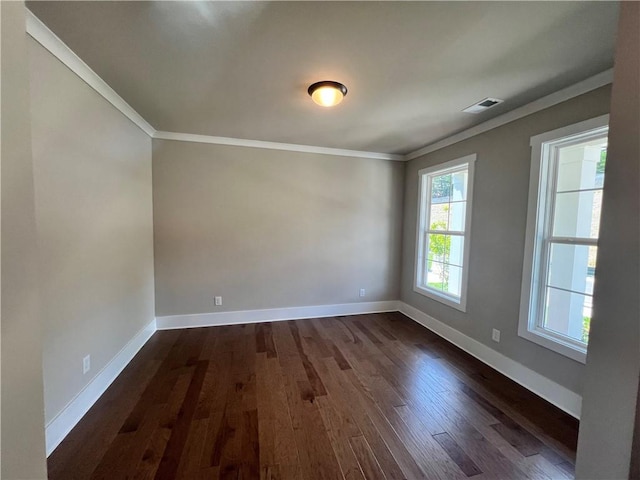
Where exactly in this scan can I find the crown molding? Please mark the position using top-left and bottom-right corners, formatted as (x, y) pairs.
(405, 68), (614, 161)
(25, 9), (157, 137)
(24, 8), (401, 161)
(25, 7), (613, 164)
(153, 131), (405, 161)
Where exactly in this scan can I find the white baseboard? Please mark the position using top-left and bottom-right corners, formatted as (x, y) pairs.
(45, 318), (157, 456)
(44, 300), (581, 457)
(155, 301), (400, 330)
(398, 302), (582, 419)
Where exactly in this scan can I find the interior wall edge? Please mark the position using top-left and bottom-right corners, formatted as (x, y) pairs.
(631, 377), (640, 479)
(1, 2), (49, 478)
(574, 1), (640, 476)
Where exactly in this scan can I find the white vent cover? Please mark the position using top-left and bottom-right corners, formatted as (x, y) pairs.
(463, 97), (504, 114)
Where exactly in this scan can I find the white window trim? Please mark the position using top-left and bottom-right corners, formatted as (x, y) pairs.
(413, 153), (476, 312)
(518, 114), (609, 364)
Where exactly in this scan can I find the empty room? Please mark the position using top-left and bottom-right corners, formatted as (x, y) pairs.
(2, 1), (638, 479)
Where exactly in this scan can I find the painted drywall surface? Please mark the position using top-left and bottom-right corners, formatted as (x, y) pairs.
(632, 381), (640, 479)
(28, 39), (155, 424)
(0, 3), (48, 478)
(575, 3), (640, 478)
(400, 86), (611, 395)
(153, 140), (404, 317)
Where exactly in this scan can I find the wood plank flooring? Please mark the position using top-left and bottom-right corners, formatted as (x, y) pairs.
(48, 313), (579, 479)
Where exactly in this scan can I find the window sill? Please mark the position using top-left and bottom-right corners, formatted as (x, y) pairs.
(517, 325), (587, 364)
(413, 285), (467, 312)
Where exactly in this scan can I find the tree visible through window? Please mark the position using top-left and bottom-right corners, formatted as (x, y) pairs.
(429, 220), (451, 290)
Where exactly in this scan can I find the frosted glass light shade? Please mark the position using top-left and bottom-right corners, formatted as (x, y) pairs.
(308, 81), (347, 107)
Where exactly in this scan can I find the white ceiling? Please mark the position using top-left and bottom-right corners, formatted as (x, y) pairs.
(27, 1), (619, 155)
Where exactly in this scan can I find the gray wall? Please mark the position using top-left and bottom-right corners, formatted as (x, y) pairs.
(29, 39), (155, 424)
(400, 86), (611, 395)
(575, 2), (640, 477)
(152, 140), (404, 317)
(1, 3), (48, 478)
(632, 382), (640, 479)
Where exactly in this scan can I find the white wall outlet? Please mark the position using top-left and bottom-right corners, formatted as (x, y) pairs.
(359, 288), (366, 297)
(215, 296), (223, 306)
(83, 355), (91, 374)
(492, 329), (501, 343)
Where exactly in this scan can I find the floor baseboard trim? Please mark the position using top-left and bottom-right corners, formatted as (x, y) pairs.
(156, 301), (400, 330)
(44, 300), (580, 456)
(45, 318), (157, 456)
(398, 301), (582, 419)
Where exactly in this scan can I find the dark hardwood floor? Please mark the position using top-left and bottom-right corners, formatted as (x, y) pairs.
(48, 313), (579, 479)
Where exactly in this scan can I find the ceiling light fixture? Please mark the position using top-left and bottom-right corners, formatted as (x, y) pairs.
(308, 81), (347, 107)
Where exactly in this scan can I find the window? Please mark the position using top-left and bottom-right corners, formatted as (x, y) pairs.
(414, 154), (476, 311)
(519, 115), (609, 363)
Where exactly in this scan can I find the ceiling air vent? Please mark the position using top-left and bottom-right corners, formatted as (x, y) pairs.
(463, 97), (504, 114)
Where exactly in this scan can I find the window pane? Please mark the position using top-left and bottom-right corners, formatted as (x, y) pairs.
(429, 203), (449, 231)
(552, 190), (603, 239)
(426, 261), (446, 291)
(547, 244), (597, 295)
(556, 144), (606, 192)
(416, 159), (472, 308)
(427, 233), (451, 264)
(595, 149), (606, 188)
(445, 264), (463, 298)
(448, 201), (466, 231)
(448, 235), (465, 267)
(451, 170), (468, 201)
(425, 262), (462, 299)
(543, 287), (591, 343)
(591, 190), (603, 238)
(431, 174), (451, 203)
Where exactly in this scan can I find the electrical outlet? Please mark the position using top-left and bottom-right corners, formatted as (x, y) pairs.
(492, 329), (501, 343)
(83, 355), (91, 374)
(359, 288), (366, 297)
(215, 296), (223, 306)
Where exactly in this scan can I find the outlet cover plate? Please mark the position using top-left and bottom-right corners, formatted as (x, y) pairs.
(492, 329), (501, 342)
